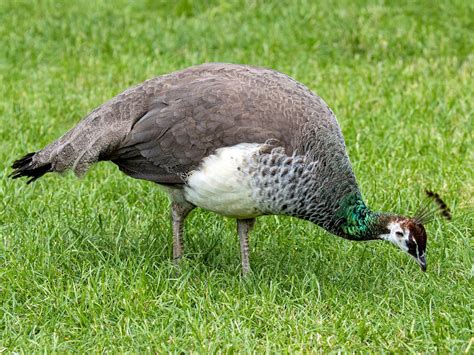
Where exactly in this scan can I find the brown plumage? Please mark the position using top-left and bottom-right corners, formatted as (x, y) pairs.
(12, 63), (341, 183)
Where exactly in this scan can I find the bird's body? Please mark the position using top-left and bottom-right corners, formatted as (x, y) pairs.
(11, 63), (432, 274)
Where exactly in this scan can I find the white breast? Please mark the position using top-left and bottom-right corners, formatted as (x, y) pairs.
(184, 143), (262, 218)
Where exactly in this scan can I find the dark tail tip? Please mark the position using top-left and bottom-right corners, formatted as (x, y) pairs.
(425, 190), (452, 220)
(10, 152), (52, 184)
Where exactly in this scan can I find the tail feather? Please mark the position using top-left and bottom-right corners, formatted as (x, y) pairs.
(10, 152), (52, 184)
(10, 76), (158, 184)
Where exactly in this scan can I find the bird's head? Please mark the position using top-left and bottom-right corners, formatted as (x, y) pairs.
(379, 217), (428, 271)
(375, 190), (452, 272)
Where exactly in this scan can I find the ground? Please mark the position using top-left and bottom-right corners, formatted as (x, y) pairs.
(0, 0), (472, 352)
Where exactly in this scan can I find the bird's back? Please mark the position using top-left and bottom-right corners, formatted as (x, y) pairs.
(108, 63), (346, 184)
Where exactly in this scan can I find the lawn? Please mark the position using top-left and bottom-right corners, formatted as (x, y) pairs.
(0, 0), (472, 352)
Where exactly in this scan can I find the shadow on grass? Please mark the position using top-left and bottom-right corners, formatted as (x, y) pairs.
(46, 212), (410, 301)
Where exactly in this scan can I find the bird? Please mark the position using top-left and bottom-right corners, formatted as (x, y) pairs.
(11, 63), (441, 275)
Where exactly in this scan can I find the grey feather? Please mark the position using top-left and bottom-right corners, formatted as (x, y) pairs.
(110, 63), (342, 183)
(19, 64), (340, 183)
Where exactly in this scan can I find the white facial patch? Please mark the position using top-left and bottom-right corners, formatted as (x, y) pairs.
(380, 221), (427, 269)
(380, 221), (410, 252)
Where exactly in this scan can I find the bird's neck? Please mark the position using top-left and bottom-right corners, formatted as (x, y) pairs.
(245, 146), (390, 240)
(331, 193), (390, 240)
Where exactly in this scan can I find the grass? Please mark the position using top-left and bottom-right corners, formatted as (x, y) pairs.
(0, 0), (472, 352)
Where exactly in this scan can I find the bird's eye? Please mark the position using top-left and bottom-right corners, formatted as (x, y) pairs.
(395, 231), (404, 237)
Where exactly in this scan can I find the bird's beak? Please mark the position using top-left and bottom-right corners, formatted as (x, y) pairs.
(417, 254), (427, 272)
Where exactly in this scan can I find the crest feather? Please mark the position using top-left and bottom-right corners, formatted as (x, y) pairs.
(414, 190), (452, 224)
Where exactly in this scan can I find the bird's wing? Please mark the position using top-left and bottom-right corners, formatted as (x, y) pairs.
(111, 75), (291, 184)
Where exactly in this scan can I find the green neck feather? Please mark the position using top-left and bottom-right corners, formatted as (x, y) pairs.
(335, 193), (385, 240)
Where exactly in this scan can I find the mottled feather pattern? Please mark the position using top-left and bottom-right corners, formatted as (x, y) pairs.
(243, 142), (377, 239)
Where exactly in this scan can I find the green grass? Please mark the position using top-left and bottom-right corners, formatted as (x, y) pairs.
(1, 0), (472, 352)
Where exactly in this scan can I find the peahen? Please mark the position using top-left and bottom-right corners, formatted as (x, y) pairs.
(11, 63), (449, 274)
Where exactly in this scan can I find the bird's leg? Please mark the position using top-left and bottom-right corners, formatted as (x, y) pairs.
(237, 218), (255, 276)
(171, 201), (194, 263)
